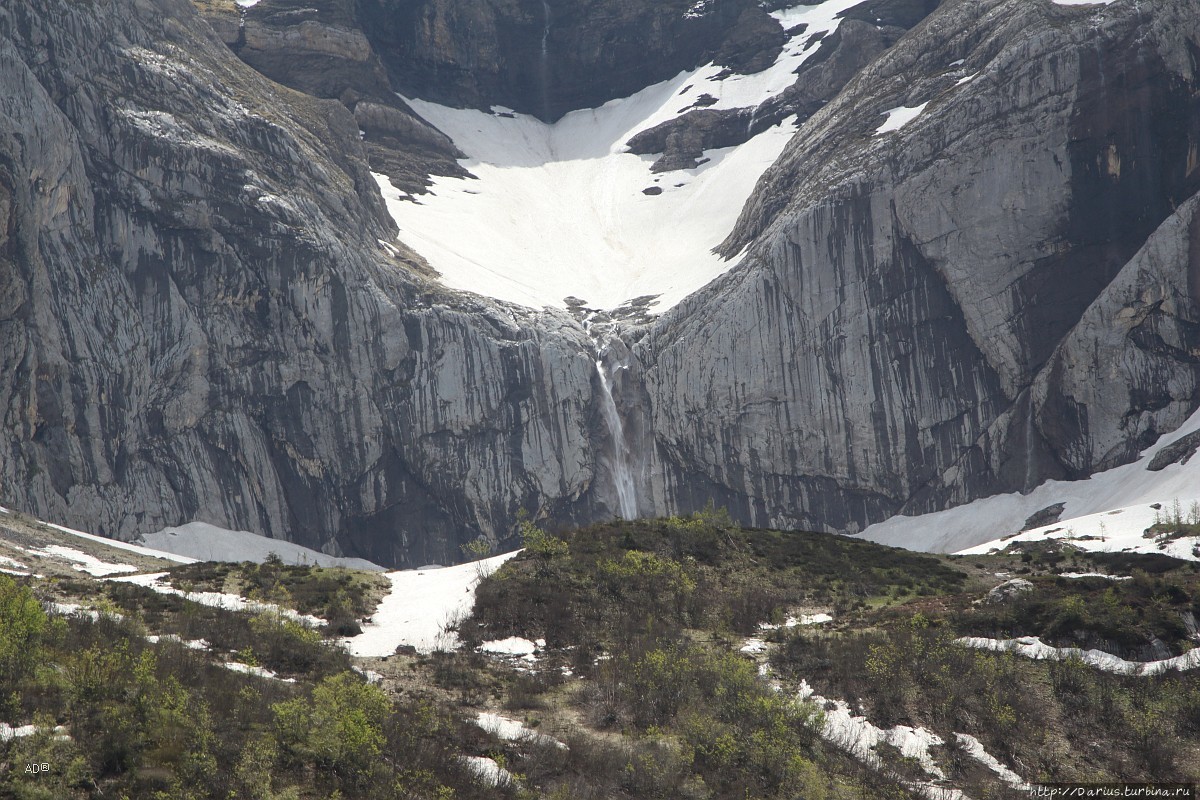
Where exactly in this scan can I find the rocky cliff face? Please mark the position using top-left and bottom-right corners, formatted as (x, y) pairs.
(0, 0), (614, 567)
(3, 0), (1199, 564)
(357, 0), (778, 121)
(639, 0), (1200, 531)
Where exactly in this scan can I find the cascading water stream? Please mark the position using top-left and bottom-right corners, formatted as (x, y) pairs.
(1024, 396), (1036, 492)
(539, 0), (552, 121)
(595, 357), (638, 519)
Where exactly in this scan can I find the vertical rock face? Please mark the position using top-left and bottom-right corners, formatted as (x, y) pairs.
(3, 0), (1200, 564)
(356, 0), (772, 121)
(0, 0), (610, 567)
(640, 0), (1200, 532)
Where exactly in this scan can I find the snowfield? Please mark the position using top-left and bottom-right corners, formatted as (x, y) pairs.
(136, 521), (384, 570)
(378, 1), (866, 313)
(342, 551), (522, 656)
(859, 406), (1200, 559)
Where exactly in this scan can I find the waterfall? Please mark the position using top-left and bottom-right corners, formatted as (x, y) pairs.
(1024, 395), (1036, 492)
(539, 0), (552, 121)
(595, 358), (637, 519)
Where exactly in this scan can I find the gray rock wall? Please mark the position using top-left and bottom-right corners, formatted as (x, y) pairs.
(0, 0), (605, 566)
(3, 0), (1199, 565)
(639, 0), (1200, 531)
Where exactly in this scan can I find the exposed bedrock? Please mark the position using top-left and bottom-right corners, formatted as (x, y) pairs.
(3, 0), (1200, 565)
(356, 0), (782, 122)
(641, 0), (1200, 532)
(0, 0), (618, 566)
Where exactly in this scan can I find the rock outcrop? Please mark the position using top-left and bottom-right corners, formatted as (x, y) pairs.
(357, 0), (775, 121)
(3, 0), (1200, 566)
(0, 0), (611, 567)
(637, 0), (1200, 532)
(194, 0), (465, 195)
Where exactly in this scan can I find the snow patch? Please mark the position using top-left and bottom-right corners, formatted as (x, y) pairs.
(954, 733), (1027, 789)
(875, 102), (929, 135)
(957, 503), (1200, 563)
(0, 723), (38, 741)
(957, 636), (1200, 676)
(138, 521), (384, 570)
(480, 636), (539, 656)
(342, 551), (521, 656)
(860, 406), (1200, 557)
(740, 637), (768, 654)
(379, 1), (873, 313)
(223, 661), (295, 682)
(108, 572), (325, 627)
(28, 544), (136, 576)
(799, 681), (949, 782)
(45, 602), (123, 622)
(146, 634), (210, 651)
(475, 712), (567, 749)
(759, 612), (833, 630)
(460, 755), (515, 787)
(42, 521), (195, 564)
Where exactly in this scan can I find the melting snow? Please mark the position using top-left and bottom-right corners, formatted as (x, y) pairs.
(378, 0), (870, 313)
(954, 733), (1028, 789)
(0, 724), (39, 741)
(341, 551), (521, 656)
(798, 680), (949, 782)
(45, 602), (123, 622)
(460, 755), (515, 787)
(957, 636), (1200, 675)
(223, 661), (295, 682)
(875, 102), (930, 135)
(42, 521), (195, 564)
(137, 521), (384, 570)
(20, 544), (137, 576)
(145, 634), (210, 651)
(759, 612), (833, 630)
(957, 503), (1200, 563)
(108, 572), (326, 627)
(860, 406), (1200, 557)
(480, 636), (539, 656)
(1057, 572), (1131, 580)
(475, 712), (568, 749)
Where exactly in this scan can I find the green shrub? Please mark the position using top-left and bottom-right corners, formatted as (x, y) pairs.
(0, 574), (48, 686)
(520, 521), (569, 559)
(274, 672), (392, 779)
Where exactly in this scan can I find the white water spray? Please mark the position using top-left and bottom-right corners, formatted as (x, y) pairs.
(595, 359), (637, 519)
(1024, 395), (1036, 491)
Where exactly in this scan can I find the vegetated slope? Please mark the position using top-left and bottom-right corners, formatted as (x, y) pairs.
(454, 515), (1200, 795)
(5, 512), (1198, 797)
